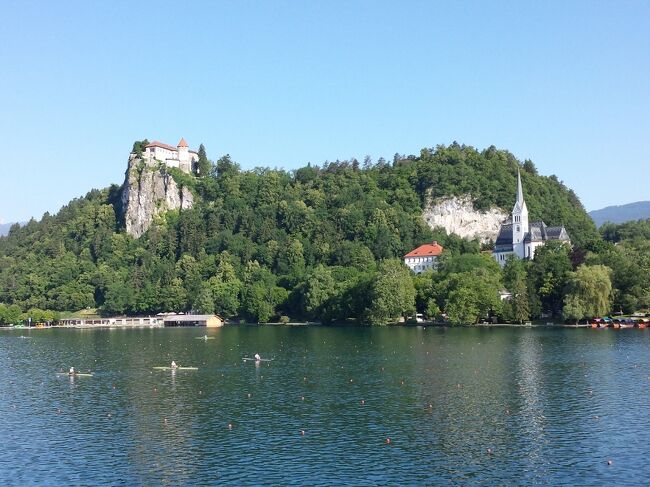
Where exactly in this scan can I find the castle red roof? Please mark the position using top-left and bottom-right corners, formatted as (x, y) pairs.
(146, 141), (177, 151)
(404, 241), (444, 258)
(177, 138), (188, 147)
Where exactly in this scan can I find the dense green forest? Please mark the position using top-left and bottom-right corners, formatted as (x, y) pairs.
(0, 143), (646, 325)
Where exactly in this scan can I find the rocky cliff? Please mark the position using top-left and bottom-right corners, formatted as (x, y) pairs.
(423, 195), (508, 242)
(121, 156), (194, 238)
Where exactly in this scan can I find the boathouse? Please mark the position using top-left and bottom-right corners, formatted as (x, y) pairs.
(163, 314), (224, 328)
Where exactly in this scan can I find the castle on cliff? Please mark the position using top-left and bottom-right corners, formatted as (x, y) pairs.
(139, 138), (199, 173)
(493, 170), (571, 266)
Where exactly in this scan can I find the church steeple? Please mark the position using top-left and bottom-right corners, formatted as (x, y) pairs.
(512, 169), (529, 258)
(515, 169), (524, 209)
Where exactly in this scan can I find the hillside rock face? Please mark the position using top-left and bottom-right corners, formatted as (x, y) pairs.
(121, 156), (194, 238)
(423, 195), (507, 242)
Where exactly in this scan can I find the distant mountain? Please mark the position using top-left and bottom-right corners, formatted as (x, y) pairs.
(589, 201), (650, 227)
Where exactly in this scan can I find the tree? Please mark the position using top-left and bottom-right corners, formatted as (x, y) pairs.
(208, 254), (242, 317)
(366, 260), (415, 325)
(131, 139), (149, 156)
(529, 241), (572, 316)
(302, 265), (336, 321)
(502, 256), (530, 323)
(442, 268), (502, 325)
(194, 283), (215, 314)
(196, 144), (211, 176)
(241, 261), (286, 322)
(563, 264), (612, 323)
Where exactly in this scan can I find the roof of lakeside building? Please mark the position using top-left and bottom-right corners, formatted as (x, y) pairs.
(177, 137), (188, 147)
(163, 314), (222, 322)
(404, 241), (444, 258)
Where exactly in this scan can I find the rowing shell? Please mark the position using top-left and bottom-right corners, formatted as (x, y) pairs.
(153, 366), (199, 370)
(242, 357), (273, 362)
(56, 372), (94, 377)
(194, 337), (215, 340)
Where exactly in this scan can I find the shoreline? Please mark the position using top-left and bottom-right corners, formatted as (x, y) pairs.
(0, 321), (627, 330)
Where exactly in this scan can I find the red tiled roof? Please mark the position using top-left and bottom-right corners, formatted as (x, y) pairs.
(177, 137), (188, 147)
(404, 241), (444, 258)
(146, 141), (177, 151)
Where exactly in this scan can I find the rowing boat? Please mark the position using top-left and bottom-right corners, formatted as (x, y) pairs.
(194, 336), (215, 340)
(56, 372), (94, 377)
(152, 366), (198, 370)
(242, 357), (273, 362)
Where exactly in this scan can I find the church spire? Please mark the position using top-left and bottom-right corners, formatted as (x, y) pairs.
(513, 169), (527, 213)
(511, 168), (529, 257)
(516, 169), (524, 206)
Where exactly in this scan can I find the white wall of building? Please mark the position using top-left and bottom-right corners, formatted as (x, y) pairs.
(142, 145), (198, 174)
(404, 256), (438, 274)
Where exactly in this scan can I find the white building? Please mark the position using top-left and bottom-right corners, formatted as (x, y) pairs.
(493, 170), (571, 266)
(404, 241), (444, 274)
(141, 138), (199, 173)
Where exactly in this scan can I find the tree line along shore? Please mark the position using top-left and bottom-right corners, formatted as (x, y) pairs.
(0, 143), (648, 326)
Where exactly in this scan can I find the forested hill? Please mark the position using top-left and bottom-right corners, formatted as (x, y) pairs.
(0, 143), (599, 322)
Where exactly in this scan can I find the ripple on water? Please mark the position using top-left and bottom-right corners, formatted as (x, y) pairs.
(0, 327), (649, 485)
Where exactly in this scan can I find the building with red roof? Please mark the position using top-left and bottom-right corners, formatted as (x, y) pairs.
(139, 138), (199, 173)
(404, 241), (444, 273)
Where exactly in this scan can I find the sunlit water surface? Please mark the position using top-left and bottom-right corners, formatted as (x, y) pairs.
(1, 326), (649, 485)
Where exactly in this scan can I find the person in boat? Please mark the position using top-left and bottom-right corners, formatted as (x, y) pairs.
(254, 353), (261, 361)
(171, 361), (178, 369)
(69, 366), (75, 375)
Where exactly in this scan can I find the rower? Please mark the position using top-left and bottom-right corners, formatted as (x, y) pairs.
(69, 366), (75, 376)
(171, 361), (178, 369)
(254, 353), (261, 361)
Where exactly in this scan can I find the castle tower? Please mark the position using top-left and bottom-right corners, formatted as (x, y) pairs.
(512, 169), (529, 258)
(177, 137), (190, 172)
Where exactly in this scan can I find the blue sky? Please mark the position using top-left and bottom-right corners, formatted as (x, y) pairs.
(0, 0), (648, 222)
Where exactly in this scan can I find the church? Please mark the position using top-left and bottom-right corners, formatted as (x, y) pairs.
(493, 170), (571, 266)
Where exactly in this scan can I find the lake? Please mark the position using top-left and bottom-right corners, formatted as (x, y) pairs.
(1, 326), (648, 485)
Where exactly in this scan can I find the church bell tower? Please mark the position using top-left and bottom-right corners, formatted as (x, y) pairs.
(512, 169), (529, 258)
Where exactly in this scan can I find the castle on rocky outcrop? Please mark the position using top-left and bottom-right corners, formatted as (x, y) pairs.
(137, 138), (199, 173)
(493, 170), (570, 266)
(122, 137), (196, 238)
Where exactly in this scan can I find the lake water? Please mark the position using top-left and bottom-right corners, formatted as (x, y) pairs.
(1, 326), (649, 486)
